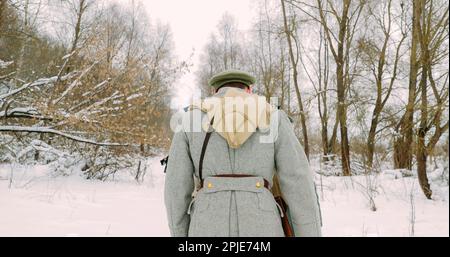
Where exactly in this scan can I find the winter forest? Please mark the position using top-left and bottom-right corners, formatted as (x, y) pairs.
(0, 0), (448, 236)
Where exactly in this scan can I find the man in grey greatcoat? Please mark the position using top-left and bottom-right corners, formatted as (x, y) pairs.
(164, 70), (322, 237)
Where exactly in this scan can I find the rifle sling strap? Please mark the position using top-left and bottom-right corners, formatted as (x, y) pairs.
(198, 116), (215, 186)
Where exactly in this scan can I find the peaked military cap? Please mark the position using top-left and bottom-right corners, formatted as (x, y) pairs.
(208, 70), (256, 89)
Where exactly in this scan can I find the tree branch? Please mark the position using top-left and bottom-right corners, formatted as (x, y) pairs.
(0, 126), (128, 147)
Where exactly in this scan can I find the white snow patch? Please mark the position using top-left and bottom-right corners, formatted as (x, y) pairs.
(0, 59), (14, 69)
(0, 156), (448, 237)
(316, 174), (449, 236)
(0, 157), (169, 236)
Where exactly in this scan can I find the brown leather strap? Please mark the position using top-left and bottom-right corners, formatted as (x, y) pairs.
(200, 174), (270, 189)
(198, 116), (215, 187)
(274, 196), (295, 237)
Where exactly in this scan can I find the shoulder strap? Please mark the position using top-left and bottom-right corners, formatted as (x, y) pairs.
(198, 116), (215, 186)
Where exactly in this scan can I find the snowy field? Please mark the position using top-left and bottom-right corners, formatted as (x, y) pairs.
(0, 156), (448, 237)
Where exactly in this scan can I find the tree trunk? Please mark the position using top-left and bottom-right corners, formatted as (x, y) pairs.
(281, 0), (309, 159)
(417, 129), (432, 199)
(394, 0), (421, 170)
(336, 1), (351, 176)
(318, 21), (332, 162)
(15, 0), (30, 80)
(316, 0), (352, 174)
(417, 65), (431, 199)
(366, 113), (378, 168)
(65, 0), (87, 74)
(329, 113), (339, 156)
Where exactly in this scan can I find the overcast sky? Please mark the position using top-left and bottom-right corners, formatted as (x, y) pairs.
(141, 0), (254, 109)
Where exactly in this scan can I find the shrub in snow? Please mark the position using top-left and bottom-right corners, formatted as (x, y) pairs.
(429, 165), (449, 187)
(0, 134), (155, 181)
(313, 155), (378, 176)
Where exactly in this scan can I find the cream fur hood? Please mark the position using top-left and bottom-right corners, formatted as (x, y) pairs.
(189, 88), (274, 148)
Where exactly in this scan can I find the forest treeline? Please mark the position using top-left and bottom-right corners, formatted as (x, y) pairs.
(0, 0), (187, 179)
(196, 0), (448, 198)
(0, 0), (448, 198)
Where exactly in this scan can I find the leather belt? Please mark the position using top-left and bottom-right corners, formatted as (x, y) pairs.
(200, 174), (270, 189)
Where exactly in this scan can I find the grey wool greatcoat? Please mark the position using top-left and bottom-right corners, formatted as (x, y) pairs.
(164, 88), (322, 237)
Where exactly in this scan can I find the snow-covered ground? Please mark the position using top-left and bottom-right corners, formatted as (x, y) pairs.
(0, 156), (448, 237)
(0, 158), (169, 236)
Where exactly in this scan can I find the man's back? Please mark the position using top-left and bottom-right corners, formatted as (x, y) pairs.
(164, 72), (322, 237)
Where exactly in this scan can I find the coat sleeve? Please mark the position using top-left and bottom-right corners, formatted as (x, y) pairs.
(274, 111), (322, 237)
(164, 130), (195, 237)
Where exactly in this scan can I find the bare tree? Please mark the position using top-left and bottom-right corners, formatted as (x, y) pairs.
(415, 0), (449, 199)
(359, 0), (407, 168)
(1, 0), (184, 178)
(393, 0), (422, 170)
(281, 0), (310, 159)
(196, 13), (245, 96)
(315, 0), (365, 175)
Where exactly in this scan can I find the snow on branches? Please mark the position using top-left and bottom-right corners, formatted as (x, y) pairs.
(0, 0), (185, 178)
